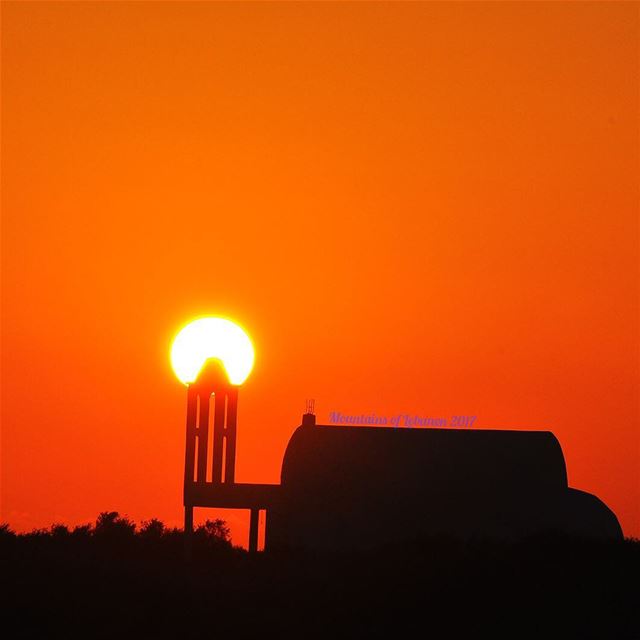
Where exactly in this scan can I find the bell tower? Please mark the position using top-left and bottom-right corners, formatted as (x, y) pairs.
(174, 316), (280, 553)
(183, 358), (238, 534)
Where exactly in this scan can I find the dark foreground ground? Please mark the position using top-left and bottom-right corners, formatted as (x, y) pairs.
(1, 515), (638, 639)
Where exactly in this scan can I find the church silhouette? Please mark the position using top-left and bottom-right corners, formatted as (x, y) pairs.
(182, 360), (622, 551)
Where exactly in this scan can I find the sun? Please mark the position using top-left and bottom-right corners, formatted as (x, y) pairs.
(170, 317), (255, 385)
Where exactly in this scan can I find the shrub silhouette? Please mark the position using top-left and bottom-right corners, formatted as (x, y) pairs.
(70, 523), (93, 540)
(139, 518), (166, 540)
(94, 511), (136, 538)
(195, 518), (231, 542)
(1, 513), (637, 638)
(50, 524), (70, 538)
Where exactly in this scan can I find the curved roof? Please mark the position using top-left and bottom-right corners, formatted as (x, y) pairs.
(281, 425), (568, 498)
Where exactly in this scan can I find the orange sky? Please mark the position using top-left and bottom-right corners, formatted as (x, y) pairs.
(2, 1), (638, 546)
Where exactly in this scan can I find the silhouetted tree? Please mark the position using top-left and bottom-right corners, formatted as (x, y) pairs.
(194, 518), (231, 549)
(93, 511), (136, 543)
(200, 518), (230, 540)
(70, 523), (93, 539)
(139, 518), (165, 540)
(50, 524), (70, 538)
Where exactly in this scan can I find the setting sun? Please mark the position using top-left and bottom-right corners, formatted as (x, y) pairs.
(170, 317), (255, 386)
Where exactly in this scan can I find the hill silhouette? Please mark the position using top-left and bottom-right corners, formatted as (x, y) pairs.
(1, 513), (638, 638)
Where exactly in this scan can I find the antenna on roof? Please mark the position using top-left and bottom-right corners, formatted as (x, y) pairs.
(302, 398), (316, 427)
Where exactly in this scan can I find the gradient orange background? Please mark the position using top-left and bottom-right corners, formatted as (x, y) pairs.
(2, 2), (638, 545)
